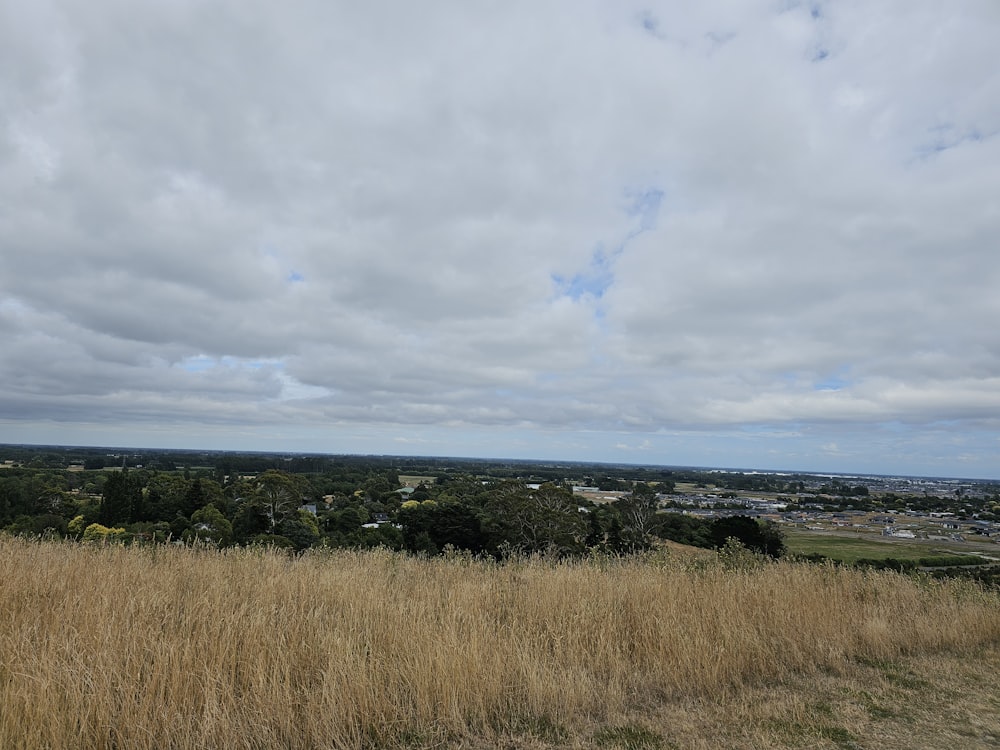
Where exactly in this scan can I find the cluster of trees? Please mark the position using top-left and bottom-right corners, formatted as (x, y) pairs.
(7, 445), (1000, 519)
(0, 465), (784, 559)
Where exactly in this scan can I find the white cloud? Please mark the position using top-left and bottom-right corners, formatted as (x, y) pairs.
(1, 0), (999, 476)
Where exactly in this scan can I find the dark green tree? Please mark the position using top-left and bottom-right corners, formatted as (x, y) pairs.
(655, 513), (712, 548)
(399, 500), (486, 554)
(276, 510), (320, 550)
(232, 500), (270, 542)
(99, 471), (141, 526)
(484, 482), (587, 556)
(189, 504), (233, 546)
(709, 516), (785, 558)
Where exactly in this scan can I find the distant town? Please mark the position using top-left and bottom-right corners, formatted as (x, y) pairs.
(2, 443), (998, 568)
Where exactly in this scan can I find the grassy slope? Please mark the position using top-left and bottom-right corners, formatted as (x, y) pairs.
(784, 527), (1000, 563)
(1, 538), (998, 749)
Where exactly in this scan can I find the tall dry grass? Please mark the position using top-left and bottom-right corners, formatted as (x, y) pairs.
(1, 538), (998, 749)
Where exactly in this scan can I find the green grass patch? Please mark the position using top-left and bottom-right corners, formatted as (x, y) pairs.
(593, 724), (665, 749)
(785, 529), (937, 563)
(514, 714), (568, 743)
(765, 719), (858, 749)
(786, 530), (997, 573)
(854, 656), (933, 692)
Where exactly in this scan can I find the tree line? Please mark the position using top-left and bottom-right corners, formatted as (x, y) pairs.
(0, 465), (784, 558)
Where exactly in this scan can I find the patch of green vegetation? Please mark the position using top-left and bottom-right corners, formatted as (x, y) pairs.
(765, 719), (858, 749)
(817, 725), (859, 748)
(855, 656), (933, 692)
(784, 530), (930, 563)
(593, 724), (665, 749)
(866, 704), (897, 720)
(854, 656), (900, 672)
(515, 713), (568, 743)
(848, 689), (899, 720)
(811, 700), (835, 718)
(883, 671), (931, 691)
(786, 529), (1000, 567)
(917, 555), (988, 567)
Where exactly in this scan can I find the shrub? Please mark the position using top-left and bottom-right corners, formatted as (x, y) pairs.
(81, 523), (128, 544)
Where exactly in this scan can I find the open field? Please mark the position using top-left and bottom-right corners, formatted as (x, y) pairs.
(398, 475), (438, 486)
(2, 538), (999, 749)
(785, 527), (1000, 564)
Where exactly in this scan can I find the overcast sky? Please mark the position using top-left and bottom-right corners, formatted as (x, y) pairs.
(2, 1), (999, 478)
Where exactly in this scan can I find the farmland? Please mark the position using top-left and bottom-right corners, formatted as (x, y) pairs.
(784, 527), (1000, 564)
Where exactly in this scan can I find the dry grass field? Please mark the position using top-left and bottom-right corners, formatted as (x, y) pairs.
(2, 538), (999, 749)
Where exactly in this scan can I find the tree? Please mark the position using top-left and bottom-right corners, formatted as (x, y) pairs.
(614, 483), (662, 550)
(399, 500), (486, 555)
(255, 471), (307, 531)
(182, 479), (206, 518)
(68, 515), (87, 538)
(276, 510), (320, 550)
(99, 471), (142, 526)
(484, 482), (587, 556)
(190, 504), (233, 546)
(145, 474), (191, 519)
(232, 501), (270, 543)
(655, 513), (712, 548)
(361, 472), (400, 504)
(585, 504), (628, 553)
(709, 516), (785, 558)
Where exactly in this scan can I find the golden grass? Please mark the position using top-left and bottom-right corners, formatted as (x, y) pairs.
(1, 538), (998, 749)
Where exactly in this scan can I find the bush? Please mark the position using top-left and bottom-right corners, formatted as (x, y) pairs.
(855, 557), (917, 573)
(82, 523), (128, 544)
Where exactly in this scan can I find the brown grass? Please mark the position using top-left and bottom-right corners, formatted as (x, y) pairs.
(1, 538), (998, 749)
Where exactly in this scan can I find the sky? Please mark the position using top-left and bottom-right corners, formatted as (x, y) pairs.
(2, 1), (1000, 479)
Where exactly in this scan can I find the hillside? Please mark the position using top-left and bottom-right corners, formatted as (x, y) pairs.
(1, 538), (998, 749)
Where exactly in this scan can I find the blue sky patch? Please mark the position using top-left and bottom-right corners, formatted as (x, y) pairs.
(554, 186), (664, 306)
(626, 188), (664, 232)
(180, 355), (215, 372)
(552, 245), (615, 300)
(814, 368), (852, 391)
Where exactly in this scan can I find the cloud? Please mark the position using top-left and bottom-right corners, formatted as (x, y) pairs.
(1, 0), (999, 477)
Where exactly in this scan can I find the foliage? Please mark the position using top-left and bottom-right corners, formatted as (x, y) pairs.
(276, 510), (320, 550)
(710, 515), (785, 558)
(613, 483), (663, 550)
(99, 470), (143, 525)
(399, 499), (486, 555)
(188, 504), (233, 546)
(654, 513), (712, 548)
(483, 482), (587, 556)
(82, 523), (128, 543)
